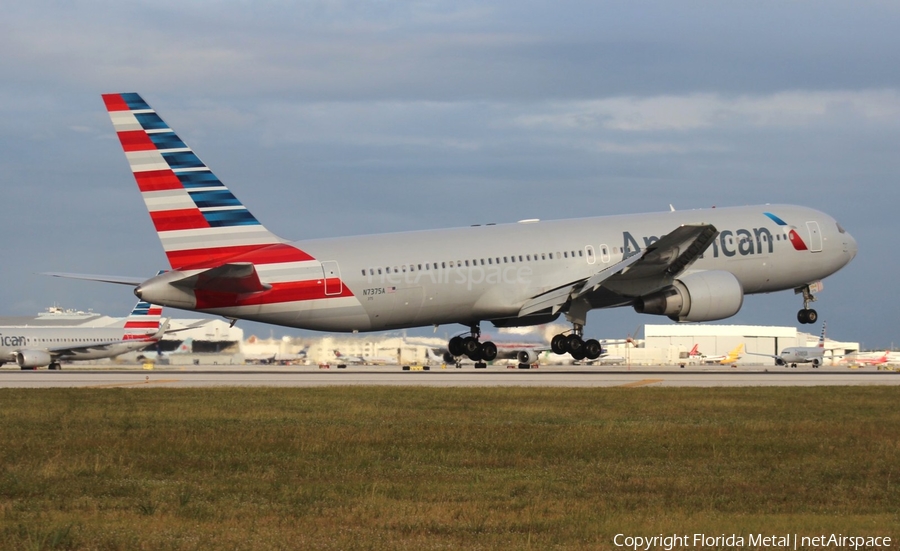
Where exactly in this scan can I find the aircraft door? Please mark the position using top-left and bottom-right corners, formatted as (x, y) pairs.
(599, 244), (611, 263)
(805, 221), (822, 252)
(322, 261), (343, 295)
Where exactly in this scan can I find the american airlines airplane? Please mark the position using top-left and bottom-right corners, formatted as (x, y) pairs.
(0, 300), (167, 370)
(751, 322), (841, 368)
(51, 93), (858, 368)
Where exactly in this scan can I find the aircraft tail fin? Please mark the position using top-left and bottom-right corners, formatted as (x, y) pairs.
(176, 337), (194, 354)
(102, 93), (309, 270)
(122, 300), (163, 340)
(689, 344), (699, 356)
(721, 343), (744, 363)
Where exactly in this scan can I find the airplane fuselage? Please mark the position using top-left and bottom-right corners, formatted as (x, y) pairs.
(777, 347), (828, 365)
(0, 326), (154, 366)
(139, 204), (855, 332)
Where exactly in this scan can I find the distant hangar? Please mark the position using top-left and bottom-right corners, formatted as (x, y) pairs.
(645, 324), (859, 365)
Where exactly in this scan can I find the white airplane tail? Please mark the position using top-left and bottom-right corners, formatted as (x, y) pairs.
(174, 337), (194, 354)
(122, 300), (163, 340)
(102, 93), (305, 270)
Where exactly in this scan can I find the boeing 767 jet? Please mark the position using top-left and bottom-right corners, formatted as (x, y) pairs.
(51, 93), (858, 368)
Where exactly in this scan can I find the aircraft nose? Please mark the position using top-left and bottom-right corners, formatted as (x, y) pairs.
(844, 229), (858, 262)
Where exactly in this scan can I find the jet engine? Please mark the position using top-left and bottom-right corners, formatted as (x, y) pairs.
(15, 350), (52, 369)
(633, 270), (743, 322)
(517, 350), (539, 365)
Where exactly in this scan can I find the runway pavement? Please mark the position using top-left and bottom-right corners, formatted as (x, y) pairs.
(1, 364), (898, 388)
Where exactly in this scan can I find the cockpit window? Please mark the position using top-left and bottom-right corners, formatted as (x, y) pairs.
(836, 223), (846, 234)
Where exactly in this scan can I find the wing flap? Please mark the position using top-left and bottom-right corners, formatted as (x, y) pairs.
(609, 224), (718, 281)
(517, 223), (717, 318)
(518, 283), (581, 318)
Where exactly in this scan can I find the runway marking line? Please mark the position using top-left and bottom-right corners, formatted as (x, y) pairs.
(618, 378), (664, 388)
(85, 379), (182, 389)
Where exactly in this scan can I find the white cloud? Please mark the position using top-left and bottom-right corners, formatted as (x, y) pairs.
(512, 90), (900, 132)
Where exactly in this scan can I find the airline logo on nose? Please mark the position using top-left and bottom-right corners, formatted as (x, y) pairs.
(763, 212), (808, 251)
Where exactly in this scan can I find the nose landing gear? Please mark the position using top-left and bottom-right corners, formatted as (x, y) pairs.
(797, 284), (819, 325)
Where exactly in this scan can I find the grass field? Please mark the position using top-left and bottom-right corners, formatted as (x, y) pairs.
(1, 386), (898, 550)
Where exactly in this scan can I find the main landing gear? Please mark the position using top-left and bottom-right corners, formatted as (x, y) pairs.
(447, 325), (497, 369)
(797, 284), (818, 325)
(549, 323), (603, 362)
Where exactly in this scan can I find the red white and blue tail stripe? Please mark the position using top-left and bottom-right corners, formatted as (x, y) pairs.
(103, 94), (360, 325)
(102, 93), (308, 270)
(122, 300), (163, 340)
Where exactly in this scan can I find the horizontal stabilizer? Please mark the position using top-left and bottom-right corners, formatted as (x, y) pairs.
(171, 263), (271, 295)
(41, 272), (146, 286)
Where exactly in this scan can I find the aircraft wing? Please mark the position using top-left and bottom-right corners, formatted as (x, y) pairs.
(746, 352), (779, 359)
(598, 223), (718, 293)
(518, 223), (717, 318)
(46, 319), (170, 358)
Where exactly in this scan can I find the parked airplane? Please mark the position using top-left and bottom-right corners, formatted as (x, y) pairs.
(332, 349), (396, 365)
(50, 93), (857, 368)
(0, 300), (167, 370)
(844, 350), (896, 367)
(750, 322), (837, 368)
(713, 344), (744, 365)
(137, 337), (193, 363)
(690, 343), (745, 365)
(688, 344), (700, 358)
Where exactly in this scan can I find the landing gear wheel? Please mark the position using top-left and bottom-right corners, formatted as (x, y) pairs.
(584, 339), (602, 361)
(480, 341), (498, 362)
(565, 334), (585, 357)
(463, 336), (480, 356)
(448, 336), (465, 357)
(806, 309), (818, 324)
(551, 334), (567, 355)
(797, 308), (818, 324)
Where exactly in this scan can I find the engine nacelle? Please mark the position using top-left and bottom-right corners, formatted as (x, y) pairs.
(15, 350), (52, 369)
(517, 350), (539, 365)
(633, 270), (744, 322)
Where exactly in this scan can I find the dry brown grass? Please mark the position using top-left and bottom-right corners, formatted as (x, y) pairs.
(1, 386), (898, 549)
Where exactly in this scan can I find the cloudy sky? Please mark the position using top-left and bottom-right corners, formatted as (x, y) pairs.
(1, 1), (898, 348)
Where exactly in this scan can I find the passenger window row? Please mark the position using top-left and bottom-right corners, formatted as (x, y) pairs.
(361, 249), (588, 277)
